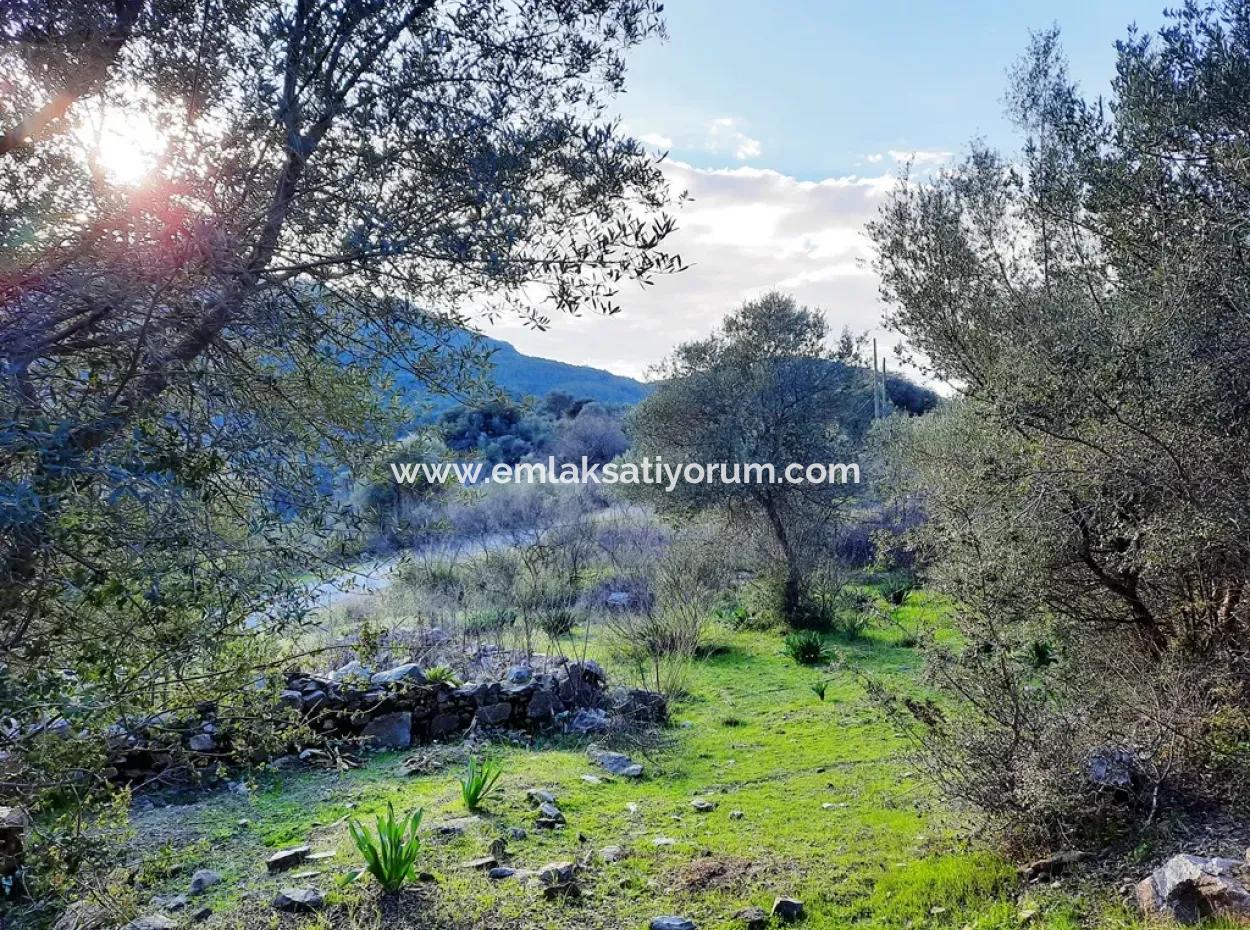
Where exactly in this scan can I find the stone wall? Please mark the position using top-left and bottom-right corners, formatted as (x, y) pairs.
(107, 660), (666, 782)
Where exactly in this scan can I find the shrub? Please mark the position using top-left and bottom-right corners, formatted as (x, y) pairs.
(875, 572), (916, 607)
(465, 608), (516, 634)
(460, 756), (504, 811)
(783, 631), (831, 666)
(811, 680), (828, 701)
(349, 802), (424, 893)
(537, 607), (577, 638)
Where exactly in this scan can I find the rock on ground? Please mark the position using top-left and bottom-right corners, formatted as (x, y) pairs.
(265, 845), (310, 872)
(735, 905), (768, 930)
(272, 887), (326, 913)
(772, 896), (805, 922)
(588, 747), (643, 778)
(1137, 853), (1250, 925)
(189, 868), (221, 894)
(123, 918), (179, 930)
(650, 918), (696, 930)
(537, 861), (577, 886)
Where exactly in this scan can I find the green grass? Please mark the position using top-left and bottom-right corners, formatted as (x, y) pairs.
(117, 595), (1140, 929)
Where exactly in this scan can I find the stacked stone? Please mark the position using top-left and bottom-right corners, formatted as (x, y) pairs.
(102, 658), (665, 781)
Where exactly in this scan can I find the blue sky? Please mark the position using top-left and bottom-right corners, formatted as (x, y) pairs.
(616, 0), (1165, 180)
(490, 1), (1169, 379)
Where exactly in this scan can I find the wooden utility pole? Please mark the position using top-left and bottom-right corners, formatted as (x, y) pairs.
(872, 339), (881, 419)
(880, 356), (887, 414)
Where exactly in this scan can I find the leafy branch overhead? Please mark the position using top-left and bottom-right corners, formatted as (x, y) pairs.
(0, 0), (680, 806)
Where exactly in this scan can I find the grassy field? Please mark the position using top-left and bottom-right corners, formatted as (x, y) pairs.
(120, 594), (1136, 930)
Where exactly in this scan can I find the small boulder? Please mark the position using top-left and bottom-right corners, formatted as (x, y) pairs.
(537, 861), (577, 886)
(735, 906), (768, 930)
(650, 918), (696, 930)
(505, 665), (533, 684)
(474, 702), (512, 726)
(370, 663), (425, 686)
(488, 866), (518, 881)
(772, 897), (805, 922)
(527, 789), (557, 806)
(462, 856), (498, 870)
(187, 733), (216, 753)
(537, 802), (565, 823)
(331, 660), (371, 681)
(588, 748), (643, 778)
(691, 798), (716, 813)
(189, 868), (221, 895)
(1136, 853), (1250, 925)
(272, 887), (325, 913)
(599, 845), (629, 863)
(432, 816), (481, 836)
(265, 845), (310, 873)
(542, 880), (581, 901)
(567, 707), (609, 734)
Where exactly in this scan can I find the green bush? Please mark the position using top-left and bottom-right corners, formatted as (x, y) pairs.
(460, 756), (504, 811)
(783, 630), (831, 666)
(348, 802), (424, 893)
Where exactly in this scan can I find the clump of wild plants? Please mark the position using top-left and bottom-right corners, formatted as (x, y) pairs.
(460, 756), (504, 811)
(783, 630), (831, 666)
(811, 680), (828, 701)
(348, 802), (424, 893)
(423, 665), (460, 687)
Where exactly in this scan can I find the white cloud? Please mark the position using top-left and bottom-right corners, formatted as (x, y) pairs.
(705, 117), (762, 161)
(486, 159), (917, 380)
(638, 131), (673, 150)
(887, 149), (952, 165)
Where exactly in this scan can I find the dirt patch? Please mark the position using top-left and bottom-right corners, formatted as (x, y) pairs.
(673, 856), (766, 892)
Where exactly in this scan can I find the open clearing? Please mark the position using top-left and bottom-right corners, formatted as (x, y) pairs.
(122, 595), (1133, 930)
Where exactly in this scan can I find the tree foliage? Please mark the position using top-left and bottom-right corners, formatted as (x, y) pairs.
(870, 2), (1250, 843)
(627, 293), (867, 621)
(0, 0), (676, 821)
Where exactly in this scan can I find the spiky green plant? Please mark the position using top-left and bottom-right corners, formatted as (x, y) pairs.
(423, 665), (460, 686)
(348, 802), (424, 893)
(460, 756), (504, 811)
(811, 679), (828, 701)
(783, 630), (831, 666)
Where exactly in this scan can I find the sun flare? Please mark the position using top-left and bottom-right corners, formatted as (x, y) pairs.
(76, 103), (166, 187)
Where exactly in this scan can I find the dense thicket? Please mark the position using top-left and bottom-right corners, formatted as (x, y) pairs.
(870, 2), (1250, 845)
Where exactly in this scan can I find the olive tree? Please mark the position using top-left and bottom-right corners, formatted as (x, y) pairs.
(627, 292), (866, 623)
(869, 3), (1250, 842)
(0, 0), (678, 848)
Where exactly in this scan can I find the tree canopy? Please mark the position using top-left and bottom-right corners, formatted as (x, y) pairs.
(628, 292), (868, 621)
(0, 0), (677, 806)
(869, 1), (1250, 841)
